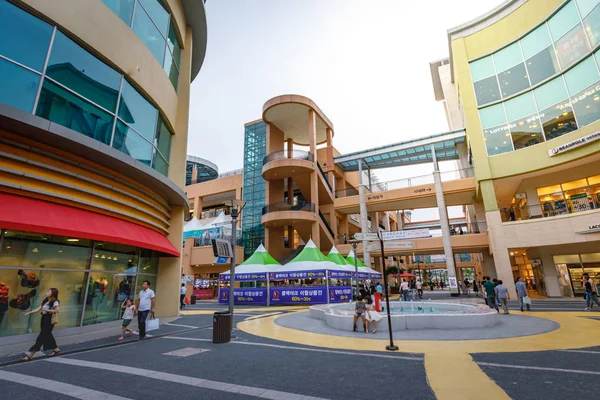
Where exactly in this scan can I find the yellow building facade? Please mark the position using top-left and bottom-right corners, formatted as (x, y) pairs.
(0, 0), (207, 342)
(443, 0), (600, 297)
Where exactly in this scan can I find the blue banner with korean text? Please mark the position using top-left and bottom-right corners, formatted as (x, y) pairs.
(328, 270), (352, 279)
(219, 273), (267, 281)
(269, 286), (327, 304)
(268, 270), (326, 280)
(329, 286), (353, 303)
(218, 288), (267, 305)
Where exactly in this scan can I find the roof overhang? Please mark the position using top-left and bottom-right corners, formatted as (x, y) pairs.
(334, 130), (466, 171)
(262, 95), (334, 146)
(182, 0), (208, 82)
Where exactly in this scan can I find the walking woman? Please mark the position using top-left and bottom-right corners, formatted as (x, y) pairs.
(20, 288), (61, 361)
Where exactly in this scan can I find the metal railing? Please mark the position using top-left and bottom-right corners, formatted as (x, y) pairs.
(194, 234), (242, 247)
(317, 162), (333, 193)
(379, 168), (474, 191)
(501, 201), (598, 222)
(263, 150), (314, 165)
(218, 169), (243, 178)
(262, 200), (315, 215)
(449, 221), (488, 235)
(318, 210), (335, 239)
(335, 187), (359, 198)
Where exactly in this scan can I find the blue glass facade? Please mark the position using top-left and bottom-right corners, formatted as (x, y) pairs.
(102, 0), (182, 91)
(242, 122), (267, 259)
(0, 0), (172, 176)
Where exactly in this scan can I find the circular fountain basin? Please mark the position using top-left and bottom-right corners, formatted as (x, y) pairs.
(309, 301), (500, 332)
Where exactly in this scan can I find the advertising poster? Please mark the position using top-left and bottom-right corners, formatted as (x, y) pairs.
(269, 286), (327, 304)
(218, 287), (267, 305)
(329, 286), (352, 303)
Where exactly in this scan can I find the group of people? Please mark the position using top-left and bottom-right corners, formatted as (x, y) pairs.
(353, 294), (382, 334)
(19, 280), (156, 362)
(399, 279), (424, 301)
(481, 276), (531, 314)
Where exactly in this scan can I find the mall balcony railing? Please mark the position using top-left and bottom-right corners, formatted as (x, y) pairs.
(194, 233), (242, 247)
(200, 209), (226, 219)
(318, 210), (335, 239)
(335, 168), (474, 198)
(500, 201), (598, 223)
(262, 200), (316, 215)
(263, 150), (315, 165)
(449, 221), (488, 235)
(317, 162), (333, 193)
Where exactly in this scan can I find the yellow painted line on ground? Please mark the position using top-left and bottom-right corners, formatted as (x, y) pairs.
(244, 312), (283, 321)
(425, 352), (510, 400)
(181, 306), (308, 315)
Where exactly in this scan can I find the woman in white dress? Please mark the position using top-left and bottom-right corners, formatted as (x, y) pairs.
(364, 297), (382, 333)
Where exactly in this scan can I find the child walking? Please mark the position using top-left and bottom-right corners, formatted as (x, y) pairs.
(118, 298), (135, 340)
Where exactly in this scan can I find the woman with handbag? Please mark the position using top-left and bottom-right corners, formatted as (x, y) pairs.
(20, 288), (61, 361)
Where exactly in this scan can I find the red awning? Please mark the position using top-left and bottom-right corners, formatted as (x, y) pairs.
(0, 192), (179, 256)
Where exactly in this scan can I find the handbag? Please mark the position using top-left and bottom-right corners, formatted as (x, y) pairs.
(51, 311), (59, 325)
(146, 315), (159, 332)
(523, 296), (532, 305)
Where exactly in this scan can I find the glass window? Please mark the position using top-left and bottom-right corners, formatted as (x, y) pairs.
(36, 80), (114, 145)
(163, 50), (179, 91)
(473, 76), (501, 105)
(138, 0), (170, 37)
(0, 0), (53, 71)
(583, 4), (600, 47)
(91, 243), (138, 273)
(498, 63), (530, 98)
(118, 80), (158, 142)
(576, 0), (600, 17)
(479, 104), (513, 155)
(0, 59), (40, 113)
(505, 92), (545, 150)
(539, 99), (578, 140)
(537, 185), (568, 217)
(166, 23), (181, 67)
(132, 4), (166, 65)
(555, 24), (591, 69)
(0, 268), (86, 337)
(570, 82), (600, 126)
(139, 251), (159, 274)
(534, 76), (570, 110)
(525, 46), (560, 86)
(113, 120), (153, 166)
(493, 43), (524, 73)
(155, 117), (172, 161)
(548, 1), (581, 41)
(588, 175), (600, 207)
(470, 56), (496, 81)
(46, 31), (121, 112)
(153, 152), (169, 175)
(521, 25), (553, 59)
(101, 0), (134, 26)
(562, 179), (594, 212)
(83, 272), (136, 325)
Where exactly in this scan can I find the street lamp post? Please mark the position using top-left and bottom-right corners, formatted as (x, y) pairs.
(378, 232), (398, 352)
(222, 200), (247, 316)
(349, 241), (360, 300)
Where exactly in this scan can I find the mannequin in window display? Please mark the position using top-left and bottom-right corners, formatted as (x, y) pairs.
(92, 277), (108, 313)
(116, 277), (131, 303)
(0, 281), (8, 325)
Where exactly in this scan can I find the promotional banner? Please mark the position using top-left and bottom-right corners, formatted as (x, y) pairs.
(269, 286), (327, 304)
(329, 286), (352, 303)
(328, 270), (352, 279)
(219, 273), (267, 281)
(269, 270), (326, 280)
(218, 288), (267, 305)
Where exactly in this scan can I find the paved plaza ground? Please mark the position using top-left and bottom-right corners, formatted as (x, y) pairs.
(1, 293), (599, 399)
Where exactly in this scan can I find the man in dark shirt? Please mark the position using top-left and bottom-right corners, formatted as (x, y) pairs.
(483, 276), (499, 312)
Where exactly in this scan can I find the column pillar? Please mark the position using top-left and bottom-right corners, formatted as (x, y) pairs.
(309, 110), (320, 244)
(431, 145), (458, 296)
(358, 159), (370, 266)
(193, 197), (203, 219)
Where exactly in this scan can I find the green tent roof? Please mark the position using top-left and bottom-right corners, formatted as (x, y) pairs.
(240, 244), (280, 266)
(288, 239), (329, 263)
(327, 246), (351, 265)
(346, 250), (366, 267)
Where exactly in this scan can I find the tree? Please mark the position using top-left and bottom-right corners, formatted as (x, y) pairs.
(386, 266), (398, 275)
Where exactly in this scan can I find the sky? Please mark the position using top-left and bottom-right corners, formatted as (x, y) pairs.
(187, 0), (502, 221)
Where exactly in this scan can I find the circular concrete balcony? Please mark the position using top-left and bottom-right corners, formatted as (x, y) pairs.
(262, 150), (315, 180)
(261, 201), (316, 228)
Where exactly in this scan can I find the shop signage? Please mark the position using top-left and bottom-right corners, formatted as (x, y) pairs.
(354, 232), (380, 241)
(367, 193), (384, 201)
(219, 272), (267, 281)
(329, 286), (353, 303)
(366, 240), (415, 252)
(576, 224), (600, 234)
(268, 270), (326, 280)
(548, 131), (600, 156)
(214, 257), (229, 264)
(448, 277), (458, 289)
(382, 229), (431, 240)
(269, 286), (326, 304)
(328, 270), (353, 278)
(218, 288), (267, 304)
(413, 187), (433, 194)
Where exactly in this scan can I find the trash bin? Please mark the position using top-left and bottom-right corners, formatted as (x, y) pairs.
(213, 311), (232, 344)
(190, 294), (197, 305)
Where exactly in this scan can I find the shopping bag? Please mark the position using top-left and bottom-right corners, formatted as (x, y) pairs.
(523, 296), (532, 305)
(184, 296), (190, 305)
(146, 315), (159, 332)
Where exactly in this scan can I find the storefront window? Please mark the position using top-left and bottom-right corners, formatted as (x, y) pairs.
(479, 103), (513, 155)
(534, 77), (578, 140)
(587, 174), (600, 207)
(470, 56), (501, 106)
(83, 272), (135, 326)
(580, 254), (600, 291)
(562, 178), (594, 213)
(91, 243), (139, 273)
(554, 23), (591, 69)
(493, 43), (529, 98)
(583, 4), (600, 46)
(537, 184), (567, 217)
(504, 92), (545, 149)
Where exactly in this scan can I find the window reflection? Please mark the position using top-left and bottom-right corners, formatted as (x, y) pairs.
(0, 59), (40, 113)
(101, 0), (134, 26)
(583, 4), (600, 47)
(474, 76), (501, 105)
(113, 120), (153, 166)
(505, 93), (545, 150)
(525, 46), (560, 85)
(132, 4), (166, 65)
(118, 81), (158, 142)
(539, 101), (578, 140)
(36, 80), (114, 145)
(483, 124), (514, 155)
(570, 82), (600, 127)
(498, 63), (530, 98)
(547, 1), (580, 41)
(555, 24), (591, 69)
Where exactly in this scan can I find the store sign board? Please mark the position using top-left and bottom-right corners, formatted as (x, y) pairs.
(329, 286), (353, 303)
(354, 232), (379, 241)
(366, 240), (415, 252)
(548, 131), (600, 156)
(576, 224), (600, 234)
(269, 286), (326, 304)
(382, 229), (430, 240)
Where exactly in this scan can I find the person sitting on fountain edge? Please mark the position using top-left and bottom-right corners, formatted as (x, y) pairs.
(353, 295), (367, 332)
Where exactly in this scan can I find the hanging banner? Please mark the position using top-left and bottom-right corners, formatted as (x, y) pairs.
(381, 229), (431, 240)
(218, 288), (267, 304)
(269, 286), (327, 304)
(219, 272), (267, 281)
(328, 270), (352, 279)
(268, 270), (326, 280)
(329, 286), (353, 303)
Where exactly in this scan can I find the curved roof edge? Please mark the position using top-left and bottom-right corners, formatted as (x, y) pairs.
(182, 0), (208, 82)
(186, 155), (219, 174)
(262, 94), (335, 132)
